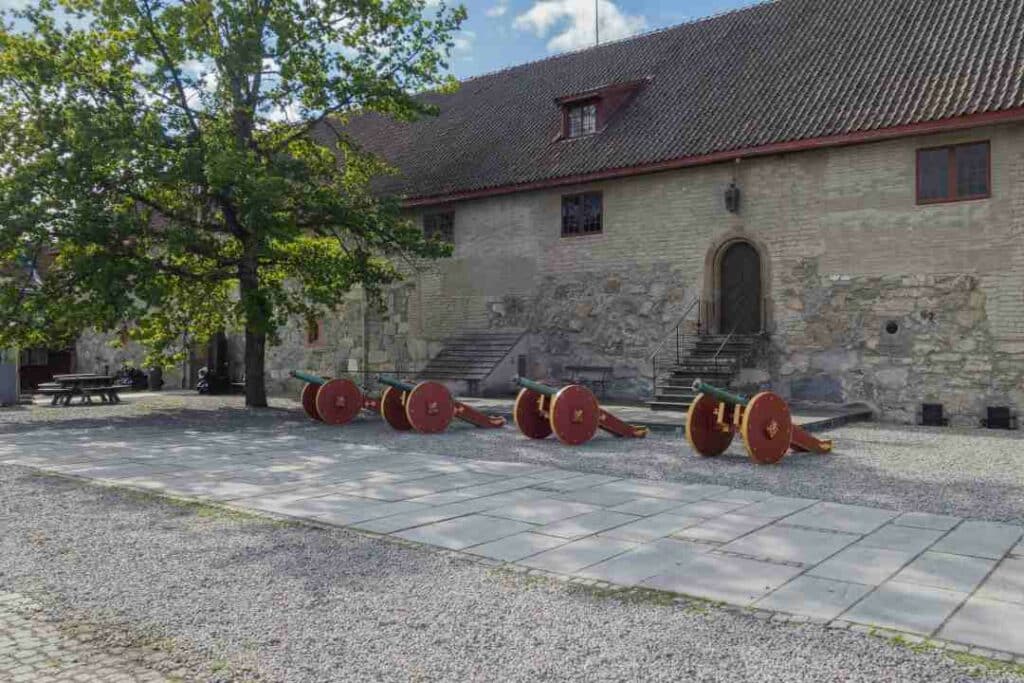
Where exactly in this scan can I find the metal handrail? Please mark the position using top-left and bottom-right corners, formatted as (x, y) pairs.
(711, 286), (758, 366)
(650, 297), (700, 398)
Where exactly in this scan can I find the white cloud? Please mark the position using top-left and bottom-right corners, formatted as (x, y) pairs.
(514, 0), (646, 52)
(453, 29), (475, 54)
(486, 1), (509, 17)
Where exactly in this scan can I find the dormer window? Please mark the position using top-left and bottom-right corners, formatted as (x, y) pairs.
(567, 101), (598, 138)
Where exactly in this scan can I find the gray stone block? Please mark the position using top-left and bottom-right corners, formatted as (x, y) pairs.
(486, 498), (599, 524)
(578, 538), (710, 586)
(709, 488), (774, 504)
(809, 545), (917, 585)
(723, 524), (858, 565)
(893, 552), (996, 593)
(520, 537), (637, 574)
(600, 513), (705, 542)
(756, 576), (873, 621)
(536, 510), (640, 539)
(939, 597), (1024, 656)
(395, 514), (535, 550)
(674, 514), (771, 544)
(893, 511), (962, 531)
(642, 553), (803, 605)
(736, 496), (819, 520)
(976, 558), (1024, 604)
(313, 498), (431, 526)
(859, 524), (946, 554)
(841, 581), (967, 635)
(931, 521), (1023, 560)
(672, 499), (751, 518)
(784, 502), (898, 535)
(466, 532), (568, 562)
(555, 487), (639, 507)
(609, 497), (684, 516)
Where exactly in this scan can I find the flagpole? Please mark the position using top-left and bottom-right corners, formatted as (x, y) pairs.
(595, 0), (599, 45)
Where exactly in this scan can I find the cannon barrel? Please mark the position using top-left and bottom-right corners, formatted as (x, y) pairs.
(691, 379), (749, 406)
(291, 370), (327, 386)
(377, 375), (417, 393)
(513, 376), (559, 397)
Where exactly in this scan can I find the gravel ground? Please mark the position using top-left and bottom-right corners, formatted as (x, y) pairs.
(4, 392), (1024, 524)
(3, 463), (1023, 683)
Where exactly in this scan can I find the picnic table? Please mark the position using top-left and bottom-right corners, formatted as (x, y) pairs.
(38, 374), (122, 406)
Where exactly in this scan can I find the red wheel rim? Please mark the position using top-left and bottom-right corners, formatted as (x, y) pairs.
(741, 392), (793, 465)
(301, 383), (322, 421)
(685, 393), (735, 456)
(513, 388), (552, 439)
(380, 386), (413, 431)
(315, 378), (363, 425)
(405, 381), (455, 434)
(549, 384), (600, 445)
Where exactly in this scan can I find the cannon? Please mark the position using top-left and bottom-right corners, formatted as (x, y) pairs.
(512, 376), (649, 445)
(376, 375), (506, 434)
(291, 371), (380, 425)
(685, 380), (833, 464)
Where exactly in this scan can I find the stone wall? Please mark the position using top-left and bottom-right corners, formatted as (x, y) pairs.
(76, 329), (186, 389)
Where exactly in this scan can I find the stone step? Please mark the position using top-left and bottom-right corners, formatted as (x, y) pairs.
(648, 400), (692, 412)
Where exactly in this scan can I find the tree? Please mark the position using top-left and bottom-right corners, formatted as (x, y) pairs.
(0, 0), (463, 406)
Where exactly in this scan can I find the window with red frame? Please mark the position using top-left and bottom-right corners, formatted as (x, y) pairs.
(916, 141), (990, 204)
(565, 101), (598, 138)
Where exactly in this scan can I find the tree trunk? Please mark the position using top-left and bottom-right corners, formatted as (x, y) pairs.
(239, 253), (268, 408)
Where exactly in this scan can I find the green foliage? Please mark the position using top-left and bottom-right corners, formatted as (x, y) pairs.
(0, 0), (462, 401)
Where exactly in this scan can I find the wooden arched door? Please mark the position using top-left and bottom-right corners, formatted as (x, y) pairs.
(719, 242), (761, 334)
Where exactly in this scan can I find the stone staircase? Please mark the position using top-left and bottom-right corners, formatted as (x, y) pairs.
(648, 335), (760, 411)
(417, 330), (526, 394)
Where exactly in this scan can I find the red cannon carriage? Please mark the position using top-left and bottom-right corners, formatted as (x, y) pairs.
(512, 376), (648, 445)
(376, 375), (506, 434)
(291, 371), (381, 425)
(685, 379), (833, 464)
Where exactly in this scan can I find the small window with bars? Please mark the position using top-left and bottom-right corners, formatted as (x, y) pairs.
(561, 192), (603, 237)
(423, 211), (455, 249)
(566, 102), (598, 138)
(916, 141), (990, 204)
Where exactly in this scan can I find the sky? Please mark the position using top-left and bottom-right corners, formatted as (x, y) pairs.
(441, 0), (758, 79)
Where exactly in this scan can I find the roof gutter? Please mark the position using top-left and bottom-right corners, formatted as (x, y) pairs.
(401, 107), (1024, 208)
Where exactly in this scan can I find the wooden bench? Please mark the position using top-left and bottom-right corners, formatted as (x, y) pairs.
(38, 383), (121, 405)
(38, 384), (74, 406)
(564, 365), (612, 398)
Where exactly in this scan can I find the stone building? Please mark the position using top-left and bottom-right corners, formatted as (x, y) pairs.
(94, 0), (1024, 426)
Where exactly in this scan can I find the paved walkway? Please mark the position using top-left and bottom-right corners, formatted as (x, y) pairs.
(0, 593), (167, 682)
(5, 433), (1024, 663)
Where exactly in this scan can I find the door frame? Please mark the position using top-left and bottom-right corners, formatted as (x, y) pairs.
(701, 232), (770, 335)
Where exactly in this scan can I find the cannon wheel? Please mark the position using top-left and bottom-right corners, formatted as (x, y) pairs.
(513, 388), (553, 439)
(740, 391), (793, 465)
(301, 383), (322, 421)
(379, 386), (413, 431)
(405, 381), (455, 434)
(315, 378), (364, 426)
(685, 393), (735, 456)
(549, 384), (600, 446)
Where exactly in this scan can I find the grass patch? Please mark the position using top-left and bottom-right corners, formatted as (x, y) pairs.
(887, 634), (1024, 679)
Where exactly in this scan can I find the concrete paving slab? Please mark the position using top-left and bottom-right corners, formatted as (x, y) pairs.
(858, 523), (946, 555)
(349, 506), (472, 534)
(554, 487), (639, 507)
(674, 514), (771, 544)
(485, 498), (599, 524)
(643, 553), (803, 605)
(534, 473), (621, 492)
(672, 499), (751, 518)
(893, 552), (997, 593)
(596, 480), (713, 502)
(241, 492), (368, 518)
(535, 510), (640, 539)
(709, 488), (774, 504)
(976, 558), (1024, 604)
(314, 499), (433, 526)
(1011, 541), (1024, 558)
(931, 521), (1023, 560)
(892, 511), (962, 531)
(723, 525), (858, 565)
(756, 576), (873, 621)
(579, 538), (710, 586)
(735, 496), (819, 520)
(394, 514), (535, 550)
(841, 581), (967, 635)
(465, 532), (568, 562)
(809, 545), (917, 585)
(608, 497), (682, 516)
(404, 490), (481, 506)
(939, 597), (1024, 656)
(520, 536), (637, 574)
(784, 502), (897, 535)
(599, 513), (705, 543)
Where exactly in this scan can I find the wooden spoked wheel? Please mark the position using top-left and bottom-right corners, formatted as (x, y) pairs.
(315, 378), (363, 425)
(379, 386), (413, 431)
(405, 381), (455, 434)
(513, 388), (553, 439)
(301, 383), (322, 421)
(685, 393), (735, 456)
(548, 384), (600, 446)
(740, 391), (793, 465)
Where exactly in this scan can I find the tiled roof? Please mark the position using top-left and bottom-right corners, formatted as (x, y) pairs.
(331, 0), (1024, 203)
